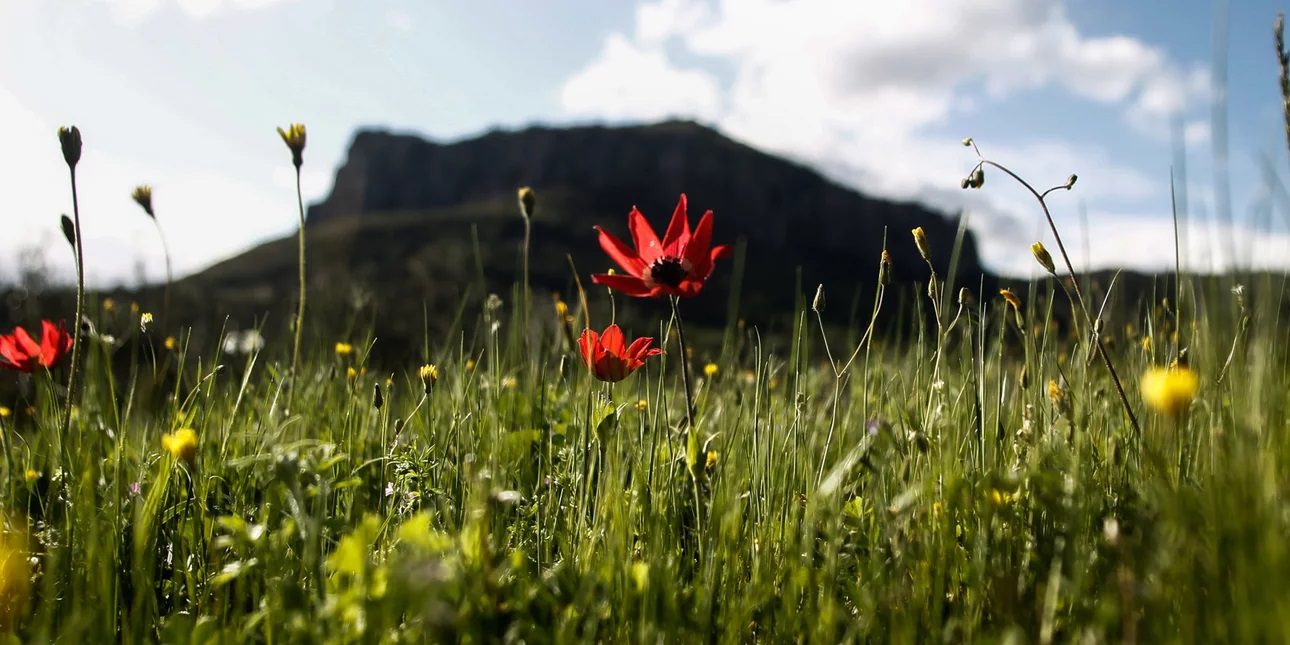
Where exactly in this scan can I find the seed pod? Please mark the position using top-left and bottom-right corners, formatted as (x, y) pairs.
(811, 284), (826, 314)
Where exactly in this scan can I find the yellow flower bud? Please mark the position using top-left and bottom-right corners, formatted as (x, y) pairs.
(1031, 242), (1055, 274)
(911, 227), (931, 261)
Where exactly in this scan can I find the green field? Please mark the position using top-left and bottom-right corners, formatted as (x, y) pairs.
(2, 131), (1289, 643)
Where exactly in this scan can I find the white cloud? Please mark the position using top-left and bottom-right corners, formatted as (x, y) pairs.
(561, 33), (723, 122)
(558, 0), (1222, 274)
(100, 0), (294, 24)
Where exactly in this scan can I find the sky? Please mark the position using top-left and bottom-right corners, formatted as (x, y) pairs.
(1, 0), (1288, 286)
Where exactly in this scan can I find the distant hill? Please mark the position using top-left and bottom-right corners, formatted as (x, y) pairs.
(184, 120), (992, 347)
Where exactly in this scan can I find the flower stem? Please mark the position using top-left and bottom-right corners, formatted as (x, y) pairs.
(670, 296), (696, 429)
(153, 218), (173, 332)
(61, 165), (86, 442)
(670, 296), (704, 554)
(289, 166), (306, 410)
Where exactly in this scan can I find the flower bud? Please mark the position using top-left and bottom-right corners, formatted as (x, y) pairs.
(276, 123), (307, 168)
(1031, 242), (1055, 274)
(372, 383), (384, 410)
(132, 185), (155, 218)
(961, 137), (974, 147)
(60, 214), (76, 249)
(811, 284), (826, 314)
(517, 186), (536, 220)
(58, 126), (81, 168)
(1065, 174), (1078, 189)
(969, 167), (985, 188)
(912, 227), (932, 262)
(879, 250), (893, 286)
(999, 288), (1024, 329)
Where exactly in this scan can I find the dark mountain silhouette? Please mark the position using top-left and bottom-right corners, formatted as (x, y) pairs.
(184, 120), (992, 347)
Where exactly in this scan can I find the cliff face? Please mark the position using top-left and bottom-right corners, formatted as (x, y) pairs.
(192, 120), (990, 344)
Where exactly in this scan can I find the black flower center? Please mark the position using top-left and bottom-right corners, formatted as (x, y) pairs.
(647, 257), (689, 288)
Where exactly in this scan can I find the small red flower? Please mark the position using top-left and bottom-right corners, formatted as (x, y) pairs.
(577, 324), (662, 383)
(592, 193), (732, 298)
(0, 320), (73, 373)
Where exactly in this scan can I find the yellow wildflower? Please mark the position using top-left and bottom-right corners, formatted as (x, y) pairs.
(346, 366), (359, 381)
(161, 428), (199, 464)
(635, 399), (648, 412)
(0, 407), (8, 419)
(334, 342), (354, 358)
(276, 123), (306, 167)
(23, 469), (37, 483)
(164, 336), (177, 351)
(1140, 366), (1198, 417)
(102, 298), (115, 312)
(1047, 379), (1065, 407)
(703, 363), (719, 378)
(465, 359), (476, 371)
(705, 450), (719, 470)
(418, 364), (440, 392)
(1141, 336), (1152, 352)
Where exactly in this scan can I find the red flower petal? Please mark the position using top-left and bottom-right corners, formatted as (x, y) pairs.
(0, 334), (29, 372)
(577, 329), (599, 368)
(624, 336), (656, 362)
(594, 226), (646, 277)
(591, 273), (654, 297)
(628, 206), (663, 263)
(675, 278), (705, 298)
(686, 209), (715, 277)
(13, 327), (39, 357)
(600, 324), (626, 356)
(661, 194), (692, 257)
(39, 320), (70, 368)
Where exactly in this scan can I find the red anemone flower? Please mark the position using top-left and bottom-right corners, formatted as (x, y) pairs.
(0, 320), (73, 373)
(592, 193), (732, 298)
(577, 324), (662, 383)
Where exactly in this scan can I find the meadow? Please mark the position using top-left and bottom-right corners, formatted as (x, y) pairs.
(0, 122), (1286, 644)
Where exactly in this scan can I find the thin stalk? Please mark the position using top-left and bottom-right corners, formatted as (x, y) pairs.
(289, 167), (306, 409)
(669, 295), (704, 551)
(153, 218), (173, 332)
(62, 165), (86, 442)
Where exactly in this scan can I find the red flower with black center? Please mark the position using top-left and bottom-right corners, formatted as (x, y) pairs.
(0, 320), (73, 373)
(592, 194), (732, 298)
(577, 324), (662, 383)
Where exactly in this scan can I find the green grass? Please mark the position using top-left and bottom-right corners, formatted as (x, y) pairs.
(1, 254), (1288, 642)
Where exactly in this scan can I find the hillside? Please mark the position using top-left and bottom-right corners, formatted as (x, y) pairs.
(185, 120), (992, 345)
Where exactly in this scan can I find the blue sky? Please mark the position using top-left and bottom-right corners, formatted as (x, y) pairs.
(0, 0), (1287, 285)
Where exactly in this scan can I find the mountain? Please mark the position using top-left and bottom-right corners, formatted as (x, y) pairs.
(185, 120), (991, 347)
